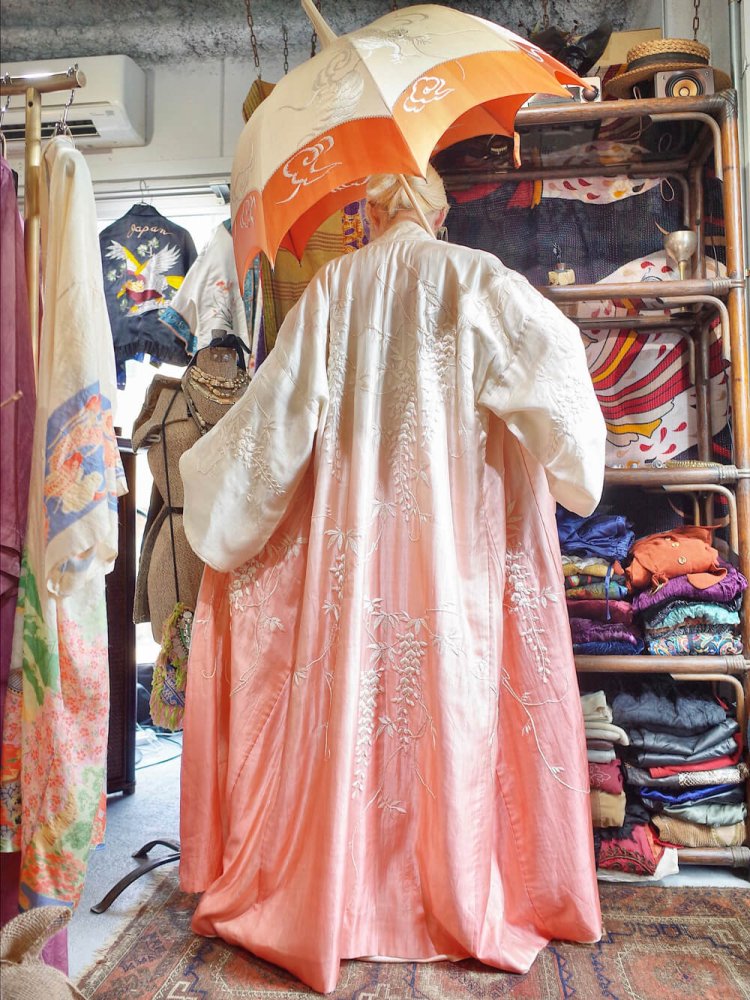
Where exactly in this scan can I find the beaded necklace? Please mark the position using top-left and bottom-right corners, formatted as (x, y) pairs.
(182, 382), (212, 435)
(188, 365), (249, 403)
(181, 363), (249, 435)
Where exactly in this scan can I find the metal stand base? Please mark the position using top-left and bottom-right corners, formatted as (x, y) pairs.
(90, 839), (181, 914)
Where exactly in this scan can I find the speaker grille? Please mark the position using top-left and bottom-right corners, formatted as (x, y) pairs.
(655, 68), (714, 99)
(666, 73), (706, 98)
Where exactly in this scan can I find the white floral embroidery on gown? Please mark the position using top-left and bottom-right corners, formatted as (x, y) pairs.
(179, 220), (606, 995)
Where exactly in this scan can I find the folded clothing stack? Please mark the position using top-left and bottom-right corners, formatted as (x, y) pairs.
(581, 688), (677, 880)
(612, 681), (747, 849)
(582, 690), (627, 828)
(557, 510), (641, 655)
(626, 527), (746, 656)
(595, 801), (677, 880)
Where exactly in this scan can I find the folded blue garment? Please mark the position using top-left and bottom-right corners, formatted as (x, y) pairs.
(573, 640), (645, 655)
(639, 783), (745, 806)
(556, 508), (634, 560)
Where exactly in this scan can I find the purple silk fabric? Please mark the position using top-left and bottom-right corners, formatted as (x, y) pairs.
(569, 618), (642, 646)
(631, 561), (747, 614)
(565, 599), (633, 623)
(0, 157), (35, 732)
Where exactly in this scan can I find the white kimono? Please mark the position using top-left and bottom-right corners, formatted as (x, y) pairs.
(0, 137), (126, 911)
(179, 220), (606, 994)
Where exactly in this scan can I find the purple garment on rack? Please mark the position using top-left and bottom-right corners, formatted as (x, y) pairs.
(0, 156), (35, 733)
(255, 316), (268, 369)
(566, 599), (634, 623)
(631, 560), (747, 614)
(0, 156), (37, 955)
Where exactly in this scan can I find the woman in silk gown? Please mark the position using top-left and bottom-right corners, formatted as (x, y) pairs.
(179, 169), (606, 994)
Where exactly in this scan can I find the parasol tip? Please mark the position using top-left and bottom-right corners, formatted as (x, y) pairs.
(301, 0), (338, 47)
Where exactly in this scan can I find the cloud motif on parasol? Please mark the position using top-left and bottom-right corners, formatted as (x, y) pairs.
(403, 77), (455, 113)
(278, 137), (342, 204)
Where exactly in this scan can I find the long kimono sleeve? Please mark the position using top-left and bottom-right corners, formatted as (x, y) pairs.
(180, 273), (330, 571)
(476, 270), (606, 516)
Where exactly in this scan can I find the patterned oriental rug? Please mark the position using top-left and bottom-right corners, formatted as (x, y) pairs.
(77, 874), (750, 999)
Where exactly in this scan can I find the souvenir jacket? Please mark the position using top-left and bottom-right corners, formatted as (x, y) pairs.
(99, 203), (197, 381)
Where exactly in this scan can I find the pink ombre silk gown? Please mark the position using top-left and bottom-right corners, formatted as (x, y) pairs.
(179, 220), (606, 994)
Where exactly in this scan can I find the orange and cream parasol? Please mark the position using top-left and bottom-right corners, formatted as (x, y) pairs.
(231, 1), (587, 279)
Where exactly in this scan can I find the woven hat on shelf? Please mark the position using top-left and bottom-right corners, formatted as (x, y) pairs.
(605, 38), (731, 99)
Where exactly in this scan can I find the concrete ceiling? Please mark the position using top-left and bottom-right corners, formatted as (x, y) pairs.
(2, 1), (647, 65)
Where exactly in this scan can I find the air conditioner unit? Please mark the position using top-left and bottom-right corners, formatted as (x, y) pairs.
(0, 54), (147, 149)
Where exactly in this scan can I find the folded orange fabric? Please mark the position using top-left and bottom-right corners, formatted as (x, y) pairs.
(626, 526), (726, 592)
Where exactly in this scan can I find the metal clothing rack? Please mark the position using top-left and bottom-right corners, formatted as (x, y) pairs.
(92, 181), (231, 204)
(0, 64), (86, 378)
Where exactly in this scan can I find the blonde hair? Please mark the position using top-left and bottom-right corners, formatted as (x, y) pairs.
(366, 166), (448, 219)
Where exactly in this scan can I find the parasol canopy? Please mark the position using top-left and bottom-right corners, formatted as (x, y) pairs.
(231, 2), (587, 278)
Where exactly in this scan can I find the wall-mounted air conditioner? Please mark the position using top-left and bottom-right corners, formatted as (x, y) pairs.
(0, 54), (147, 149)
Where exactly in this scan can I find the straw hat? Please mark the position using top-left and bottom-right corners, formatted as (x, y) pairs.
(605, 38), (731, 99)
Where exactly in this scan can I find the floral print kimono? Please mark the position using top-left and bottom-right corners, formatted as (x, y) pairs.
(179, 220), (606, 994)
(0, 137), (125, 912)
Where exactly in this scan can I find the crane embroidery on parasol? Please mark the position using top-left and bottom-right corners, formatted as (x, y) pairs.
(230, 2), (587, 270)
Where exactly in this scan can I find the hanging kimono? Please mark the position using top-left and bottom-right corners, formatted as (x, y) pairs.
(0, 136), (126, 912)
(0, 156), (35, 732)
(159, 220), (257, 361)
(179, 221), (606, 994)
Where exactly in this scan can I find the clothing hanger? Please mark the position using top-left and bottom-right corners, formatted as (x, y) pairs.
(0, 390), (23, 409)
(0, 92), (10, 159)
(51, 85), (76, 141)
(138, 178), (154, 206)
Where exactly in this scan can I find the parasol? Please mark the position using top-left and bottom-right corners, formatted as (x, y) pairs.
(231, 1), (588, 278)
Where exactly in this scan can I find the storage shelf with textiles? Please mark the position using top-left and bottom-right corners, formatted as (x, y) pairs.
(442, 90), (749, 872)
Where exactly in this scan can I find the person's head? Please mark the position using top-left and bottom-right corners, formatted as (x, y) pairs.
(365, 166), (449, 238)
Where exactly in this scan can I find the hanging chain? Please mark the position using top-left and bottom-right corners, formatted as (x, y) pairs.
(692, 0), (701, 41)
(243, 0), (261, 76)
(282, 22), (289, 74)
(541, 0), (550, 30)
(310, 0), (322, 57)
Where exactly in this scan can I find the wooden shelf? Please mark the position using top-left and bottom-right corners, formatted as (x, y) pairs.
(604, 466), (741, 487)
(575, 655), (749, 674)
(541, 277), (735, 303)
(677, 846), (750, 869)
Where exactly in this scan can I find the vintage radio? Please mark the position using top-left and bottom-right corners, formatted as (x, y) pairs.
(524, 76), (602, 108)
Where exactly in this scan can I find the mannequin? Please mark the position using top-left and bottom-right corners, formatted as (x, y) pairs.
(132, 338), (249, 641)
